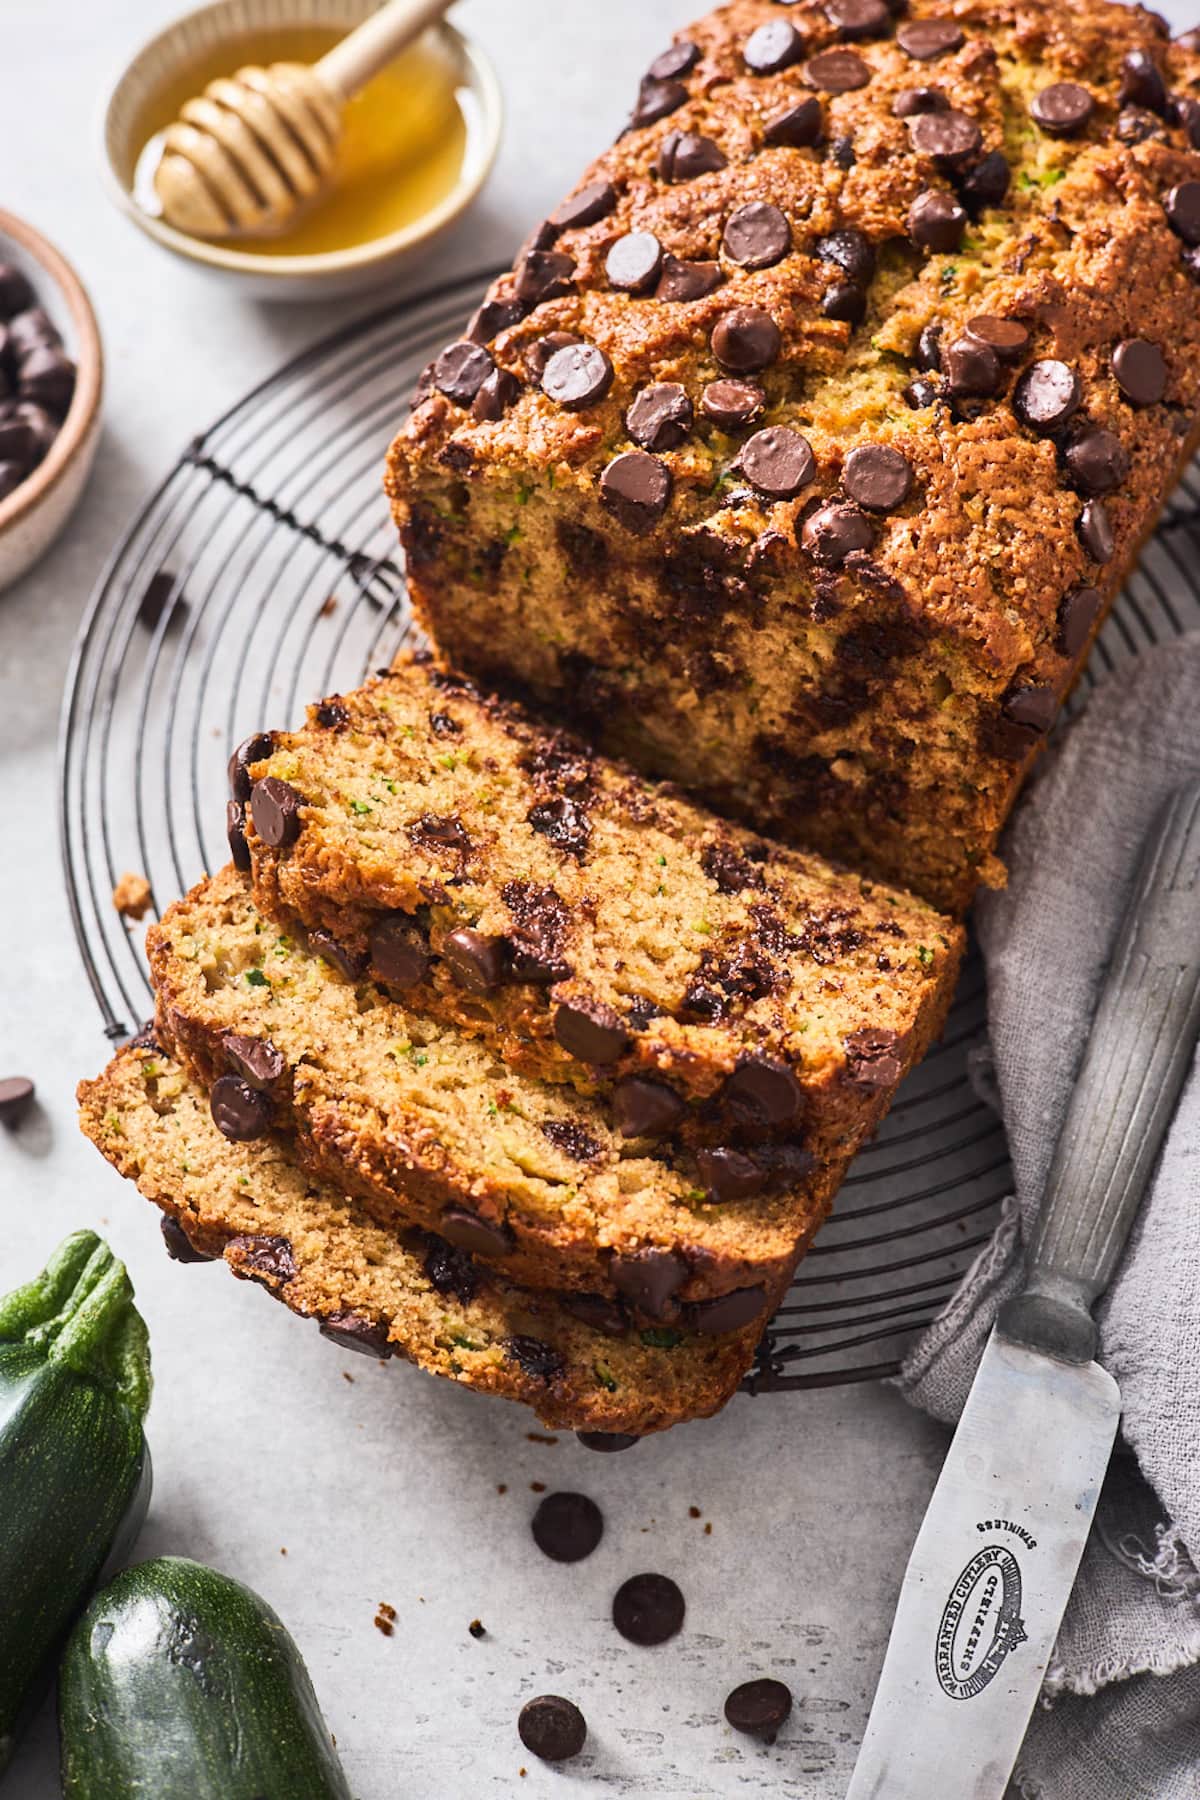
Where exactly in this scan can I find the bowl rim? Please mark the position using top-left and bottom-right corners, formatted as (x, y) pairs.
(98, 7), (503, 281)
(0, 209), (104, 538)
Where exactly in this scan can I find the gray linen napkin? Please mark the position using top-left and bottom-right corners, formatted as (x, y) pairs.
(896, 633), (1200, 1799)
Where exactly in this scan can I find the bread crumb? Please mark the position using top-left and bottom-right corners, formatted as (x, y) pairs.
(320, 594), (339, 618)
(530, 1481), (546, 1493)
(526, 1432), (559, 1445)
(469, 1618), (486, 1639)
(497, 1483), (508, 1495)
(704, 1522), (713, 1535)
(280, 1547), (288, 1556)
(342, 1371), (355, 1383)
(688, 1506), (701, 1519)
(112, 872), (153, 920)
(374, 1600), (397, 1636)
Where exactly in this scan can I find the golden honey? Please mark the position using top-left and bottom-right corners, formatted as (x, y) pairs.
(133, 26), (470, 256)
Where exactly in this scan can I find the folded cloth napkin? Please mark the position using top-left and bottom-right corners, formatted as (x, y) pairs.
(897, 633), (1200, 1800)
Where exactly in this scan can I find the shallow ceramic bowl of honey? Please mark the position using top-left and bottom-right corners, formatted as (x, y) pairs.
(100, 0), (502, 300)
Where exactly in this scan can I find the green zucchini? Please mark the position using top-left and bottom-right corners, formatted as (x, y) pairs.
(0, 1231), (152, 1773)
(59, 1556), (352, 1799)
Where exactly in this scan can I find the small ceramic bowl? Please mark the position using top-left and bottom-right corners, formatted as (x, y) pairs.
(0, 211), (103, 595)
(100, 0), (503, 301)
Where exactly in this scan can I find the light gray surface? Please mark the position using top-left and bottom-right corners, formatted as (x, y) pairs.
(0, 3), (1185, 1794)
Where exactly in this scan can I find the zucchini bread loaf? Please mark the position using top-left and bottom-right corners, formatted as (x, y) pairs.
(148, 865), (949, 1325)
(387, 0), (1200, 912)
(238, 653), (961, 1170)
(78, 1043), (760, 1435)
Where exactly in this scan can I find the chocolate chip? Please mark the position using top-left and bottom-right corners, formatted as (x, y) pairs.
(1030, 82), (1094, 136)
(896, 17), (964, 57)
(904, 375), (939, 409)
(1178, 97), (1200, 152)
(308, 928), (365, 982)
(764, 98), (824, 147)
(541, 342), (614, 409)
(725, 1678), (794, 1740)
(314, 699), (349, 729)
(733, 426), (816, 501)
(319, 1313), (392, 1358)
(655, 255), (725, 301)
(576, 1430), (640, 1452)
(695, 1147), (766, 1201)
(723, 203), (792, 271)
(226, 800), (251, 871)
(958, 149), (1010, 214)
(0, 265), (34, 320)
(744, 20), (805, 73)
(893, 85), (949, 116)
(518, 1696), (587, 1763)
(1013, 359), (1081, 433)
(822, 282), (868, 326)
(210, 1075), (272, 1142)
(424, 1235), (478, 1302)
(612, 1573), (686, 1645)
(228, 1234), (296, 1283)
(647, 40), (700, 82)
(834, 137), (857, 168)
(610, 1249), (688, 1320)
(964, 315), (1030, 361)
(10, 401), (57, 463)
(1064, 425), (1129, 497)
(541, 1118), (603, 1163)
(843, 1026), (905, 1089)
(826, 0), (891, 39)
(658, 132), (727, 182)
(1113, 338), (1167, 407)
(1002, 682), (1058, 737)
(18, 346), (74, 417)
(600, 450), (673, 533)
(160, 1215), (215, 1263)
(1057, 584), (1102, 655)
(701, 379), (764, 430)
(1183, 244), (1200, 284)
(554, 997), (630, 1065)
(561, 1291), (629, 1336)
(221, 1031), (284, 1089)
(1116, 105), (1162, 144)
(1119, 49), (1168, 113)
(506, 1336), (566, 1382)
(1079, 499), (1115, 563)
(443, 927), (507, 994)
(632, 77), (687, 129)
(0, 1076), (36, 1125)
(410, 812), (472, 856)
(369, 914), (430, 988)
(843, 443), (913, 511)
(526, 331), (582, 381)
(227, 731), (275, 802)
(614, 1076), (687, 1139)
(687, 1285), (769, 1334)
(551, 180), (617, 231)
(532, 1491), (604, 1562)
(908, 189), (966, 251)
(7, 307), (61, 357)
(515, 249), (576, 305)
(1165, 182), (1200, 244)
(606, 231), (664, 294)
(711, 307), (782, 373)
(440, 1206), (514, 1259)
(907, 109), (982, 164)
(250, 776), (302, 849)
(472, 367), (522, 423)
(0, 462), (23, 503)
(528, 794), (592, 859)
(433, 340), (494, 407)
(800, 500), (875, 565)
(626, 383), (693, 452)
(814, 228), (875, 284)
(724, 1056), (803, 1127)
(942, 335), (1003, 398)
(0, 416), (35, 471)
(467, 296), (527, 343)
(804, 49), (872, 90)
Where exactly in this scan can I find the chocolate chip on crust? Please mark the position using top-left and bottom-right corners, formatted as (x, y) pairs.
(369, 914), (431, 988)
(843, 1026), (905, 1089)
(723, 1055), (803, 1128)
(227, 731), (275, 802)
(613, 1076), (688, 1139)
(444, 927), (508, 994)
(221, 1031), (285, 1089)
(250, 776), (303, 849)
(610, 1249), (689, 1320)
(160, 1215), (216, 1263)
(227, 1233), (297, 1283)
(319, 1312), (393, 1358)
(600, 452), (673, 532)
(554, 997), (631, 1065)
(695, 1146), (766, 1201)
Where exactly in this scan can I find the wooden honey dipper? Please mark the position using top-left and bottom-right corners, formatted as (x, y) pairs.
(153, 0), (457, 239)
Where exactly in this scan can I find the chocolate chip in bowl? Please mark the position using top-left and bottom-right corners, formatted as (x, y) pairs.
(0, 210), (102, 593)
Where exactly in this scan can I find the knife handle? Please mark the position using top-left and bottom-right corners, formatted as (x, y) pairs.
(998, 782), (1200, 1365)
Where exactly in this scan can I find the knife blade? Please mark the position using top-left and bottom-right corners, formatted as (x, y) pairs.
(847, 782), (1200, 1800)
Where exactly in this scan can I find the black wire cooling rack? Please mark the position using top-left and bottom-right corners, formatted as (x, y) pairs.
(59, 266), (1200, 1390)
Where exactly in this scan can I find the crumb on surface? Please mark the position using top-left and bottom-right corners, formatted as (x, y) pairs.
(526, 1432), (559, 1445)
(530, 1481), (546, 1493)
(374, 1600), (397, 1636)
(688, 1506), (701, 1519)
(497, 1483), (508, 1495)
(320, 594), (339, 617)
(113, 872), (153, 920)
(704, 1522), (713, 1536)
(469, 1618), (486, 1639)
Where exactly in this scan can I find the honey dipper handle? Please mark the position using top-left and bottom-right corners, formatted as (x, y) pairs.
(314, 0), (457, 102)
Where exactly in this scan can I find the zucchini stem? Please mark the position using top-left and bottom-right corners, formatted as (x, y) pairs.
(0, 1232), (152, 1424)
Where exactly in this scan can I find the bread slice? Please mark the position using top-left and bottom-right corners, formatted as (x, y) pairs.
(240, 653), (962, 1175)
(78, 1043), (762, 1436)
(149, 866), (844, 1326)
